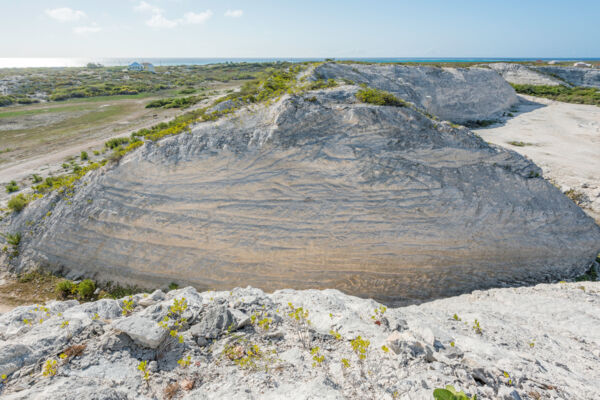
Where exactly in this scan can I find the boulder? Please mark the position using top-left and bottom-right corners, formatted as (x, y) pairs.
(190, 304), (250, 340)
(112, 315), (166, 348)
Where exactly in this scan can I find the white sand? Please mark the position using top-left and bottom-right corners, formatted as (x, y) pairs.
(475, 95), (600, 222)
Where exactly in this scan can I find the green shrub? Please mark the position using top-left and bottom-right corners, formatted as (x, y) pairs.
(306, 79), (338, 90)
(31, 174), (43, 183)
(356, 88), (406, 107)
(433, 385), (476, 400)
(104, 137), (130, 149)
(80, 151), (88, 161)
(1, 232), (21, 246)
(55, 280), (75, 299)
(0, 95), (14, 106)
(8, 194), (28, 212)
(77, 279), (96, 299)
(5, 181), (19, 193)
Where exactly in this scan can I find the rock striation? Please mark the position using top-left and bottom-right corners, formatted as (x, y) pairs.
(535, 66), (600, 88)
(4, 73), (600, 305)
(0, 283), (598, 399)
(312, 63), (518, 122)
(485, 63), (600, 89)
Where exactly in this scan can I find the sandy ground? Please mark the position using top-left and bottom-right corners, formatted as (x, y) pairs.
(475, 95), (600, 223)
(0, 304), (13, 313)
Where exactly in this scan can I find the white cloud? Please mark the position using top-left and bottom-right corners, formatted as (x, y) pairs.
(134, 1), (161, 15)
(73, 25), (102, 35)
(182, 10), (213, 25)
(45, 7), (86, 22)
(146, 13), (179, 28)
(224, 9), (243, 18)
(134, 1), (212, 28)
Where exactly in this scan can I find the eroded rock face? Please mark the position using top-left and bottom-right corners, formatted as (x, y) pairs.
(312, 62), (519, 122)
(7, 84), (600, 304)
(0, 284), (599, 399)
(486, 63), (564, 86)
(484, 63), (600, 89)
(535, 66), (600, 88)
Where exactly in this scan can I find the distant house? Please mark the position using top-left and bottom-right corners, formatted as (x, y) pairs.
(547, 60), (558, 65)
(142, 62), (155, 73)
(128, 62), (155, 72)
(573, 62), (592, 68)
(128, 62), (143, 71)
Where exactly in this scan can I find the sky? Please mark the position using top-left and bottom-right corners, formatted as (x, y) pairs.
(1, 0), (599, 58)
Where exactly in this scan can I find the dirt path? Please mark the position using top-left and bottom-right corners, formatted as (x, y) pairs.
(475, 95), (600, 223)
(0, 303), (14, 313)
(0, 93), (224, 206)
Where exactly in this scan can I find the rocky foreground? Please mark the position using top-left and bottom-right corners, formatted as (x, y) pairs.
(0, 282), (598, 399)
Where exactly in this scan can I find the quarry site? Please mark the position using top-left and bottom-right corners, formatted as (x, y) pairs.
(0, 60), (599, 399)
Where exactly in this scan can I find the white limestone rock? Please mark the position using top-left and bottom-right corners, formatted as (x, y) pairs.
(112, 315), (167, 349)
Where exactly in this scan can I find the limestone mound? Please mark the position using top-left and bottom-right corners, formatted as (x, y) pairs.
(5, 84), (599, 304)
(312, 62), (518, 122)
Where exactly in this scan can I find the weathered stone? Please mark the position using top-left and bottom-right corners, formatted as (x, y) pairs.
(112, 315), (166, 348)
(190, 304), (237, 339)
(0, 344), (31, 376)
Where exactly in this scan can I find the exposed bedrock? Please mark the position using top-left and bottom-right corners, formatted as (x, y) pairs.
(8, 86), (600, 305)
(485, 63), (564, 86)
(312, 62), (518, 122)
(535, 66), (600, 88)
(485, 63), (600, 88)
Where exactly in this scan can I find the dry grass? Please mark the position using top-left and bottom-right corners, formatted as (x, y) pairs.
(164, 382), (179, 399)
(63, 344), (86, 358)
(0, 270), (62, 308)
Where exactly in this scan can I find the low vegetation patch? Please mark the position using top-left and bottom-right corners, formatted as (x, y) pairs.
(463, 119), (499, 128)
(508, 141), (533, 147)
(564, 189), (586, 205)
(511, 84), (600, 106)
(356, 88), (407, 107)
(433, 385), (477, 400)
(146, 95), (207, 109)
(7, 193), (36, 212)
(5, 181), (19, 193)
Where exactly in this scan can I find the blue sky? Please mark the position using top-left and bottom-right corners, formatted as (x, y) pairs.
(1, 0), (599, 58)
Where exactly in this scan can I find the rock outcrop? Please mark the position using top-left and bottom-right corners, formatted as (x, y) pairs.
(485, 63), (600, 88)
(312, 62), (518, 122)
(535, 66), (600, 88)
(0, 283), (598, 399)
(5, 78), (600, 305)
(486, 63), (564, 86)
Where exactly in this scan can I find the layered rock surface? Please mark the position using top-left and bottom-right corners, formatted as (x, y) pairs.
(535, 66), (600, 88)
(485, 63), (600, 88)
(5, 79), (600, 304)
(486, 63), (564, 86)
(0, 283), (598, 399)
(312, 63), (518, 122)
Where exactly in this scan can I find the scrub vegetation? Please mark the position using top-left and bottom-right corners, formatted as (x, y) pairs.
(511, 84), (600, 106)
(0, 62), (299, 105)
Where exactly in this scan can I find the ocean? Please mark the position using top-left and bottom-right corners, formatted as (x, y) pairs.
(1, 57), (599, 68)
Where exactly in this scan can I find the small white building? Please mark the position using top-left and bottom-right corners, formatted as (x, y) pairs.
(128, 62), (155, 72)
(573, 62), (592, 68)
